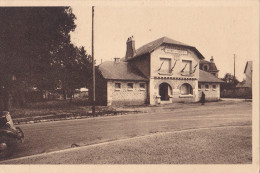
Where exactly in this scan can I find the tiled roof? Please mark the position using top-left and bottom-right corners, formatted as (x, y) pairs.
(98, 62), (223, 83)
(127, 36), (205, 60)
(199, 70), (224, 83)
(97, 61), (148, 81)
(199, 60), (219, 72)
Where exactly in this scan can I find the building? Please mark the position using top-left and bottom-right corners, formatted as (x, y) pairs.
(96, 36), (223, 106)
(199, 57), (219, 77)
(199, 56), (223, 101)
(236, 61), (253, 88)
(242, 61), (252, 88)
(229, 61), (253, 99)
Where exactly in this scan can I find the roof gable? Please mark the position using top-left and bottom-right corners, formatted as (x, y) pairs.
(126, 36), (205, 60)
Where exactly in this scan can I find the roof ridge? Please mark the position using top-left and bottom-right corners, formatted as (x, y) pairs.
(135, 37), (164, 51)
(126, 36), (204, 60)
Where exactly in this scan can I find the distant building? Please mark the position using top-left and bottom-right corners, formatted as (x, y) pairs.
(243, 61), (252, 88)
(96, 36), (223, 106)
(236, 61), (253, 88)
(221, 61), (252, 99)
(74, 88), (89, 98)
(199, 56), (219, 77)
(198, 56), (222, 101)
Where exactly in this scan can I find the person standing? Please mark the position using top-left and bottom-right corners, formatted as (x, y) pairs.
(200, 91), (205, 105)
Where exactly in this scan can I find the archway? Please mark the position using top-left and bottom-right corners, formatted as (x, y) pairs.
(180, 83), (193, 95)
(159, 83), (172, 101)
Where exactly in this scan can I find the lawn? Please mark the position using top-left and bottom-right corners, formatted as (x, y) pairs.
(9, 99), (251, 124)
(9, 99), (137, 123)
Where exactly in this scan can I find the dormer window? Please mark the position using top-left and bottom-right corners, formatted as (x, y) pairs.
(203, 65), (209, 71)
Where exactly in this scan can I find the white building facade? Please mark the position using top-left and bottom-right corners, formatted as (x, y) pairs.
(96, 36), (223, 106)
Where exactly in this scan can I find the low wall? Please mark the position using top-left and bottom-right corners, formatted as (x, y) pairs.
(220, 87), (252, 99)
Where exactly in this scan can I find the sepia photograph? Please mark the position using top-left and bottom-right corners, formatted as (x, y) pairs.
(0, 0), (258, 172)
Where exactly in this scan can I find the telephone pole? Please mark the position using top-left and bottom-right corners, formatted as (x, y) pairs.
(234, 54), (236, 80)
(92, 6), (95, 116)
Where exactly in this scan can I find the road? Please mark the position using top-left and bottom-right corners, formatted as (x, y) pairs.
(1, 101), (252, 163)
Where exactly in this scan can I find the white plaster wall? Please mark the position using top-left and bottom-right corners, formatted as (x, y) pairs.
(245, 63), (252, 88)
(150, 45), (200, 78)
(149, 45), (200, 104)
(198, 83), (220, 101)
(107, 80), (147, 105)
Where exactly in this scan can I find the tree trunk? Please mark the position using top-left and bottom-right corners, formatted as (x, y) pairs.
(0, 87), (4, 112)
(3, 89), (11, 111)
(63, 89), (67, 100)
(69, 89), (73, 103)
(18, 89), (26, 107)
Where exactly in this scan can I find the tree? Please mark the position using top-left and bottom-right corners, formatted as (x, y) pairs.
(0, 7), (76, 110)
(221, 73), (240, 90)
(54, 44), (92, 101)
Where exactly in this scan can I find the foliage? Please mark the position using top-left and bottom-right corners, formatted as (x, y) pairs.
(0, 7), (91, 110)
(220, 73), (240, 90)
(54, 44), (92, 100)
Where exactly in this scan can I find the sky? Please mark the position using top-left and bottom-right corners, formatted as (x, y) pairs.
(70, 1), (258, 81)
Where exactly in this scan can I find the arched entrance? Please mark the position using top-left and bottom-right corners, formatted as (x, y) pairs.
(159, 83), (172, 101)
(180, 83), (193, 95)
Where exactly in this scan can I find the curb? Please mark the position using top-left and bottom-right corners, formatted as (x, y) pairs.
(13, 110), (142, 125)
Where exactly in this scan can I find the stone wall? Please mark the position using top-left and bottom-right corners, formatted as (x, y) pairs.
(107, 80), (148, 106)
(221, 87), (252, 99)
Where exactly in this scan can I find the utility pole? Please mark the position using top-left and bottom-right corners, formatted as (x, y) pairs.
(92, 6), (95, 116)
(234, 54), (236, 79)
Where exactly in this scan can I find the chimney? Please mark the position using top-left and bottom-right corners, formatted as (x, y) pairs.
(125, 36), (136, 59)
(114, 57), (120, 63)
(210, 56), (214, 63)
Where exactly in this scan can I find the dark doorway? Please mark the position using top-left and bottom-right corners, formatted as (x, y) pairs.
(159, 83), (171, 101)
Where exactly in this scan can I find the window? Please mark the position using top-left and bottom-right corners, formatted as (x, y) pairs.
(182, 60), (192, 74)
(159, 58), (171, 73)
(205, 84), (209, 90)
(139, 83), (145, 89)
(180, 83), (193, 95)
(212, 84), (216, 90)
(198, 84), (201, 89)
(127, 83), (134, 90)
(203, 65), (208, 71)
(115, 83), (121, 89)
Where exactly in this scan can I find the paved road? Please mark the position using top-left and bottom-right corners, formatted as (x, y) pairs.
(2, 101), (252, 161)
